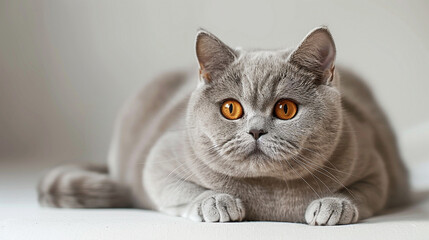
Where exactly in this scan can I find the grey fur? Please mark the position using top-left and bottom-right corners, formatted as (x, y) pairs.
(38, 27), (409, 225)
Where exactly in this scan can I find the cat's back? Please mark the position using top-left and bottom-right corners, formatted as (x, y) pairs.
(338, 67), (410, 207)
(108, 68), (196, 206)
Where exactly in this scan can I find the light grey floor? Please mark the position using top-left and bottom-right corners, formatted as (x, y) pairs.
(1, 159), (429, 240)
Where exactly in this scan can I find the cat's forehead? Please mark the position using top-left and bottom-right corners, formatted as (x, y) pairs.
(207, 49), (308, 107)
(234, 50), (291, 78)
(237, 50), (289, 66)
(211, 50), (295, 110)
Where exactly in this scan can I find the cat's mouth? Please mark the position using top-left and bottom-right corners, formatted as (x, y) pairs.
(243, 140), (295, 161)
(247, 143), (268, 157)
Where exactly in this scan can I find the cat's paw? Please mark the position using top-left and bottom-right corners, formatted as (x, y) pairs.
(305, 197), (358, 226)
(186, 193), (245, 222)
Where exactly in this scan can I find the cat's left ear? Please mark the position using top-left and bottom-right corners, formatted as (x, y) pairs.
(288, 27), (336, 85)
(195, 29), (236, 83)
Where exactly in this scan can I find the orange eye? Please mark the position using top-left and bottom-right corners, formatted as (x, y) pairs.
(221, 99), (243, 120)
(274, 99), (297, 120)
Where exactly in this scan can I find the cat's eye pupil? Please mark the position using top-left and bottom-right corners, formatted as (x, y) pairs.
(229, 104), (233, 113)
(283, 105), (288, 114)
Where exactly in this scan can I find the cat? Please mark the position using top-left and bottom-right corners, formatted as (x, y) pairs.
(38, 27), (410, 225)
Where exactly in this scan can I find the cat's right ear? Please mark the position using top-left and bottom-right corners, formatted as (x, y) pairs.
(195, 29), (236, 83)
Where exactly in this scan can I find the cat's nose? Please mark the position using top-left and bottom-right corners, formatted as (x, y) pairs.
(248, 129), (267, 140)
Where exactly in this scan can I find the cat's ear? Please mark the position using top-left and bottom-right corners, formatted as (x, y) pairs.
(195, 29), (236, 83)
(288, 27), (336, 85)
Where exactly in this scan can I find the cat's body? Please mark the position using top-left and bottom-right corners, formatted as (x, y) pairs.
(38, 28), (409, 225)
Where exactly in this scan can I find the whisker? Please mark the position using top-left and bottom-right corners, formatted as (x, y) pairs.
(298, 146), (356, 177)
(284, 158), (321, 199)
(291, 156), (332, 194)
(294, 155), (357, 200)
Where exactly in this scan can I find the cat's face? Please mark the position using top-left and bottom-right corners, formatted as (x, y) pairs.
(187, 28), (342, 178)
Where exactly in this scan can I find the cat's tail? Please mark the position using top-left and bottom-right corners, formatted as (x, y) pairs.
(38, 164), (131, 208)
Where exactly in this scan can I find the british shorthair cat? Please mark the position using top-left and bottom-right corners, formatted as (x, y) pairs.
(38, 27), (409, 225)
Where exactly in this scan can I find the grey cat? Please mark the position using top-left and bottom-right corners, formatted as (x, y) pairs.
(38, 27), (410, 225)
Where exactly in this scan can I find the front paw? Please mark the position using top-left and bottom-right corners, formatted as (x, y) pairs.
(305, 197), (358, 226)
(185, 192), (245, 222)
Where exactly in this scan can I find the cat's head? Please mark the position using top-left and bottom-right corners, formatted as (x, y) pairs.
(187, 27), (343, 179)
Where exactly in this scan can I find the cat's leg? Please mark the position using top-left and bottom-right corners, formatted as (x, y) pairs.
(158, 181), (245, 222)
(305, 152), (389, 225)
(143, 134), (245, 222)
